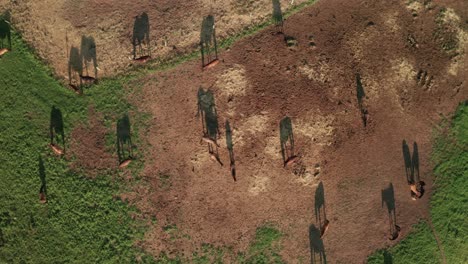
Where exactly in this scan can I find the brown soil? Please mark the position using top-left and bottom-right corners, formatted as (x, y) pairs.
(119, 0), (468, 262)
(0, 0), (309, 80)
(68, 107), (116, 177)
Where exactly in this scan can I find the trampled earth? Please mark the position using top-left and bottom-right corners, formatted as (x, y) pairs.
(122, 0), (467, 262)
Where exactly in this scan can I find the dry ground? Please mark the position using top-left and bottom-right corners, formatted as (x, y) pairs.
(0, 0), (308, 80)
(118, 0), (467, 262)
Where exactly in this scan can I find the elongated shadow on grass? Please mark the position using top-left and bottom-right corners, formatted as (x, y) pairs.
(280, 116), (295, 164)
(132, 12), (151, 60)
(309, 224), (327, 264)
(356, 73), (368, 127)
(383, 250), (393, 264)
(50, 106), (65, 152)
(117, 114), (133, 163)
(0, 228), (4, 247)
(382, 183), (400, 240)
(226, 120), (236, 181)
(80, 35), (98, 81)
(0, 12), (11, 50)
(315, 182), (328, 234)
(200, 15), (218, 68)
(272, 0), (284, 33)
(402, 140), (413, 184)
(38, 156), (47, 203)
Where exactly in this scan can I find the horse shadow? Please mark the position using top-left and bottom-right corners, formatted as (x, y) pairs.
(225, 120), (236, 181)
(117, 114), (133, 163)
(200, 15), (218, 68)
(309, 224), (327, 264)
(50, 106), (65, 152)
(402, 140), (424, 198)
(382, 183), (400, 240)
(0, 11), (11, 50)
(280, 116), (295, 164)
(272, 0), (284, 33)
(197, 87), (220, 156)
(38, 156), (47, 203)
(68, 46), (83, 91)
(315, 181), (328, 234)
(402, 140), (412, 184)
(383, 250), (393, 264)
(132, 12), (151, 60)
(67, 35), (98, 90)
(80, 35), (98, 81)
(412, 142), (419, 183)
(356, 73), (368, 127)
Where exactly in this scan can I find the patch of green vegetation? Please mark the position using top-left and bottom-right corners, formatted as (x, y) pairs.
(368, 222), (440, 263)
(238, 224), (284, 263)
(192, 243), (226, 264)
(153, 224), (284, 263)
(0, 32), (151, 262)
(368, 101), (468, 263)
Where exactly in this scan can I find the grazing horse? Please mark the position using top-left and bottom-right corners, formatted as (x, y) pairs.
(132, 12), (150, 60)
(80, 36), (98, 79)
(0, 18), (11, 50)
(117, 114), (133, 162)
(200, 15), (217, 66)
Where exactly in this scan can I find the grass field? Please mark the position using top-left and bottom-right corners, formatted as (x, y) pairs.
(368, 102), (468, 263)
(0, 33), (149, 263)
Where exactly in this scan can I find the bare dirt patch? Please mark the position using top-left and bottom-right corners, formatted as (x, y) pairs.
(68, 107), (115, 177)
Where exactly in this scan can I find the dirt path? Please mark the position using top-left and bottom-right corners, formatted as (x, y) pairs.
(118, 0), (468, 262)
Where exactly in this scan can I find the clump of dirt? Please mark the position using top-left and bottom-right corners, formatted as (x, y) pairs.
(68, 107), (115, 177)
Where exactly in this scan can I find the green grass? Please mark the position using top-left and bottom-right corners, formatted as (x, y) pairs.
(240, 225), (283, 263)
(153, 224), (284, 263)
(368, 101), (468, 263)
(0, 33), (150, 263)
